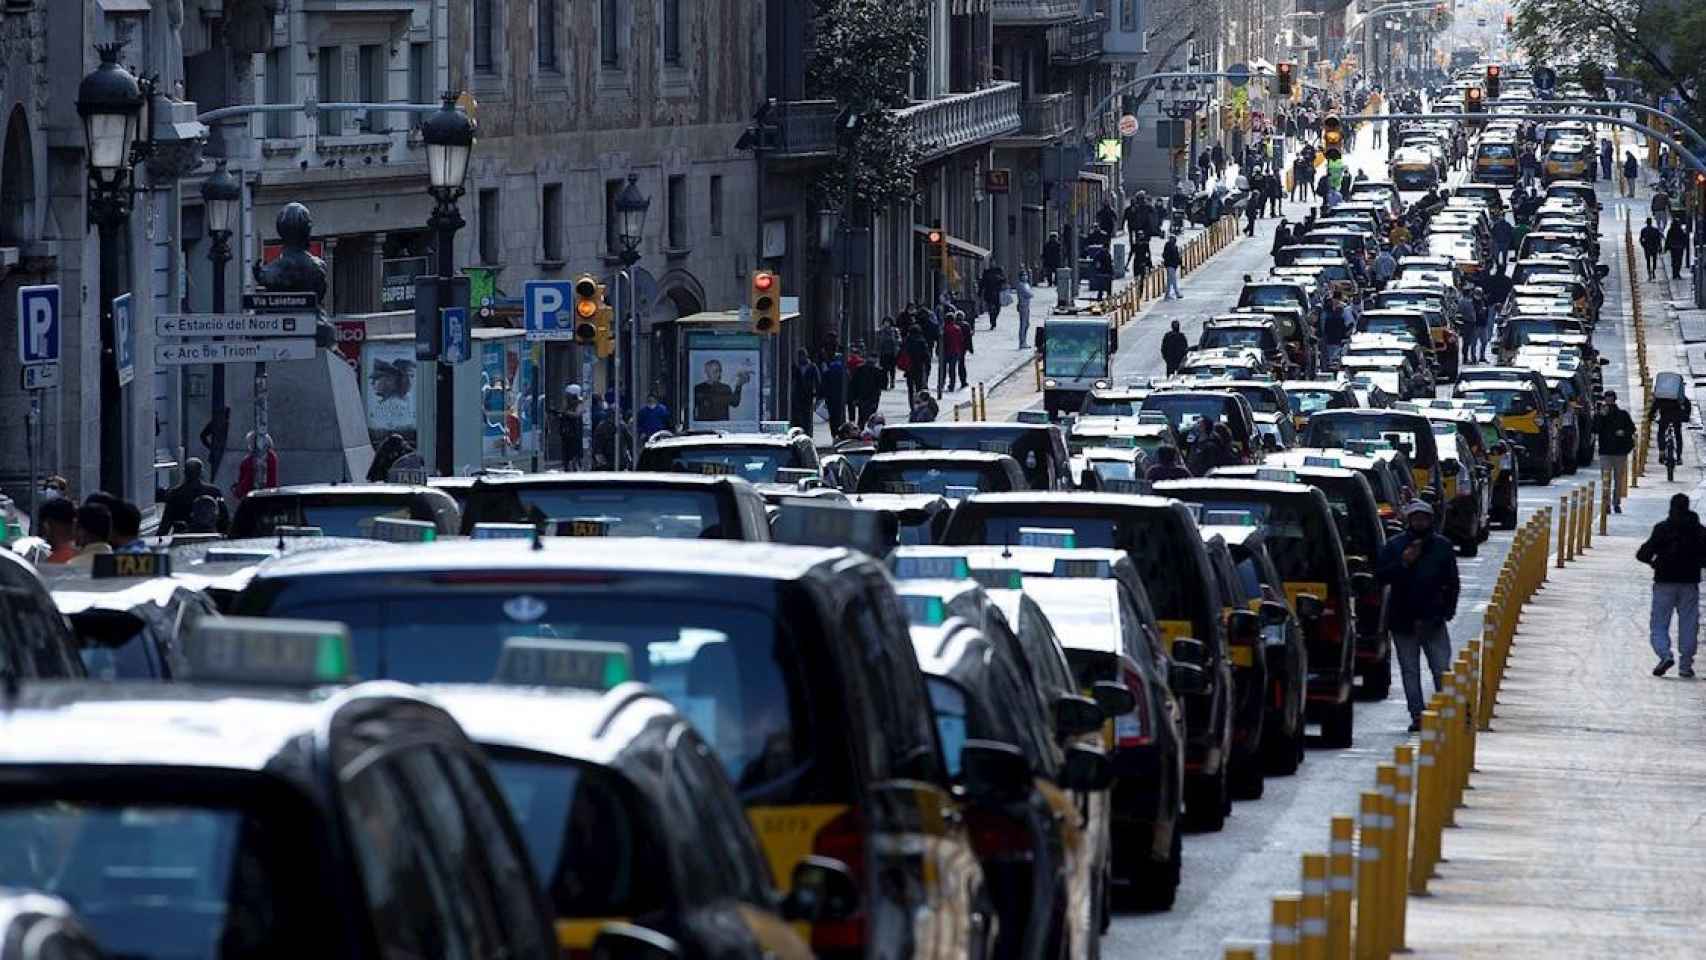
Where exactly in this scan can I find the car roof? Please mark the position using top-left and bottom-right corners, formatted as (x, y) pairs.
(426, 683), (679, 767)
(960, 490), (1179, 511)
(244, 483), (439, 498)
(463, 470), (752, 490)
(1155, 477), (1323, 499)
(868, 450), (1021, 465)
(645, 432), (799, 449)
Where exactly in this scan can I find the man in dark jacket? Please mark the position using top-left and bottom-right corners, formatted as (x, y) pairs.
(790, 350), (820, 433)
(160, 458), (228, 534)
(1637, 493), (1706, 676)
(1596, 391), (1637, 512)
(1162, 236), (1183, 299)
(1145, 444), (1193, 481)
(1041, 233), (1062, 285)
(1376, 499), (1461, 730)
(979, 265), (1008, 330)
(1666, 220), (1691, 279)
(1640, 218), (1664, 280)
(1161, 320), (1190, 375)
(821, 354), (848, 434)
(850, 353), (885, 428)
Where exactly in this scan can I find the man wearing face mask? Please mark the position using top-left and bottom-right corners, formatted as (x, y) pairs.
(1376, 500), (1461, 731)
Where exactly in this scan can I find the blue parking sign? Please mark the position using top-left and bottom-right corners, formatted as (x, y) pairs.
(114, 293), (135, 387)
(16, 285), (60, 366)
(523, 280), (576, 341)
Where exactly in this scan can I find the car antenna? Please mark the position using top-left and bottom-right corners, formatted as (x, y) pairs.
(1001, 533), (1013, 559)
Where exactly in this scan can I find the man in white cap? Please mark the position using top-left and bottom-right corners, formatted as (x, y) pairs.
(557, 384), (584, 470)
(1376, 499), (1461, 731)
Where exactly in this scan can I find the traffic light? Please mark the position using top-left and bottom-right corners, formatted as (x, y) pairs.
(1322, 115), (1343, 150)
(572, 274), (602, 346)
(1465, 86), (1484, 113)
(1276, 62), (1294, 98)
(926, 227), (948, 273)
(1504, 13), (1514, 30)
(1485, 64), (1501, 99)
(594, 304), (615, 358)
(750, 270), (781, 335)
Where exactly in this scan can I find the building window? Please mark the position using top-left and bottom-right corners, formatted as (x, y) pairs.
(538, 0), (559, 70)
(600, 0), (621, 67)
(264, 47), (290, 138)
(409, 43), (432, 127)
(666, 175), (686, 249)
(662, 0), (682, 65)
(604, 179), (623, 254)
(358, 44), (385, 132)
(709, 175), (723, 237)
(317, 47), (340, 136)
(542, 184), (564, 261)
(479, 188), (501, 265)
(474, 0), (496, 74)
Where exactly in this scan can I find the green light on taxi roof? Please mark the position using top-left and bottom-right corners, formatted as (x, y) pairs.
(317, 635), (353, 680)
(902, 595), (947, 626)
(603, 652), (633, 687)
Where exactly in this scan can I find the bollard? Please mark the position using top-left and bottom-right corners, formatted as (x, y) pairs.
(1411, 708), (1442, 892)
(1437, 680), (1458, 827)
(1354, 792), (1385, 960)
(1556, 497), (1569, 567)
(1621, 453), (1632, 498)
(1375, 764), (1398, 956)
(1567, 489), (1580, 559)
(1451, 658), (1472, 800)
(1329, 816), (1355, 960)
(1391, 746), (1415, 951)
(1584, 480), (1596, 548)
(1462, 646), (1481, 776)
(1224, 948), (1258, 960)
(1035, 359), (1043, 392)
(1301, 853), (1330, 960)
(1601, 470), (1612, 534)
(1274, 893), (1303, 960)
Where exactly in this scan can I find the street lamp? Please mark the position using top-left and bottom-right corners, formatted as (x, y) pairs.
(79, 42), (148, 497)
(421, 93), (477, 477)
(613, 173), (650, 468)
(615, 173), (650, 266)
(200, 158), (241, 432)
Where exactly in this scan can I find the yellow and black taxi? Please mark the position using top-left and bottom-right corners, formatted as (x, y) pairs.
(0, 549), (84, 681)
(839, 492), (956, 548)
(1140, 389), (1262, 465)
(1391, 146), (1444, 189)
(1280, 379), (1360, 434)
(1471, 134), (1521, 184)
(1399, 404), (1493, 555)
(857, 450), (1031, 500)
(942, 494), (1236, 832)
(227, 482), (461, 539)
(232, 537), (994, 960)
(0, 618), (560, 960)
(451, 471), (774, 540)
(429, 684), (822, 960)
(1303, 408), (1445, 508)
(39, 551), (223, 680)
(1234, 305), (1319, 376)
(878, 422), (1074, 493)
(1406, 398), (1522, 529)
(1494, 314), (1590, 365)
(1517, 350), (1599, 468)
(1456, 368), (1562, 483)
(636, 429), (822, 486)
(1154, 476), (1361, 748)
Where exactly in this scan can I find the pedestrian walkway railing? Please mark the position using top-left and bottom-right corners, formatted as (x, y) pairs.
(1229, 505), (1559, 960)
(1625, 218), (1655, 479)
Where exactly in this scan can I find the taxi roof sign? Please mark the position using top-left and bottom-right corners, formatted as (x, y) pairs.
(758, 420), (793, 434)
(892, 555), (971, 581)
(1203, 508), (1262, 527)
(557, 517), (614, 537)
(1052, 557), (1113, 579)
(276, 525), (324, 538)
(943, 485), (979, 500)
(472, 522), (537, 540)
(1018, 527), (1076, 549)
(91, 552), (172, 579)
(186, 617), (354, 686)
(881, 481), (924, 495)
(901, 594), (948, 627)
(205, 547), (279, 565)
(969, 567), (1025, 591)
(1302, 456), (1342, 468)
(1255, 467), (1298, 483)
(366, 517), (438, 543)
(1015, 410), (1051, 424)
(492, 637), (633, 690)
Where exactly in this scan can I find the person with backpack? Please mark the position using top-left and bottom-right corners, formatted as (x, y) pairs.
(1666, 219), (1692, 279)
(1637, 493), (1706, 677)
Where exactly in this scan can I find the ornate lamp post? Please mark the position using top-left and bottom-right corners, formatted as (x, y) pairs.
(614, 173), (650, 466)
(200, 159), (241, 426)
(421, 93), (477, 476)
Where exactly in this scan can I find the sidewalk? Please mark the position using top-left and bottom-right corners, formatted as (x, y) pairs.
(1400, 181), (1706, 958)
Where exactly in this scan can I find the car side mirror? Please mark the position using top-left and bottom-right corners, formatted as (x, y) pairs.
(1259, 599), (1290, 626)
(962, 739), (1033, 803)
(1059, 743), (1116, 792)
(1090, 680), (1138, 718)
(782, 856), (861, 923)
(1294, 593), (1326, 620)
(1169, 660), (1208, 695)
(1054, 694), (1107, 738)
(1228, 608), (1262, 639)
(1170, 636), (1207, 666)
(1350, 571), (1378, 596)
(592, 924), (685, 960)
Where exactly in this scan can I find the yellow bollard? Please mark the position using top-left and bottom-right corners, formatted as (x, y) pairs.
(1602, 470), (1612, 534)
(1354, 792), (1385, 960)
(1301, 853), (1330, 960)
(1437, 680), (1458, 827)
(1556, 497), (1569, 567)
(1224, 948), (1258, 960)
(1391, 746), (1415, 952)
(1620, 453), (1631, 498)
(1567, 489), (1580, 559)
(1411, 709), (1442, 892)
(1462, 647), (1481, 776)
(1375, 764), (1398, 956)
(1274, 893), (1303, 960)
(1329, 816), (1355, 960)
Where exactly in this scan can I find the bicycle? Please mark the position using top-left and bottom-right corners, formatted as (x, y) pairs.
(1660, 419), (1683, 482)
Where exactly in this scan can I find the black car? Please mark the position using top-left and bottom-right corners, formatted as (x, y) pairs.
(857, 451), (1030, 498)
(227, 483), (461, 539)
(0, 550), (84, 681)
(877, 422), (1074, 492)
(454, 471), (774, 540)
(636, 430), (822, 484)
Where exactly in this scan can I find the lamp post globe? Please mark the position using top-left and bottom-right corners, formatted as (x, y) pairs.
(817, 206), (840, 252)
(422, 93), (476, 194)
(615, 172), (651, 262)
(200, 158), (241, 235)
(78, 44), (143, 185)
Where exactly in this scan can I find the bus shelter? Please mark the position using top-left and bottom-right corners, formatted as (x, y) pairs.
(651, 310), (803, 433)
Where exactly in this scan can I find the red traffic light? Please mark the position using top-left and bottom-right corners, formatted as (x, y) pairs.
(753, 272), (775, 292)
(1466, 87), (1482, 100)
(1488, 65), (1500, 77)
(1278, 63), (1292, 76)
(927, 229), (944, 245)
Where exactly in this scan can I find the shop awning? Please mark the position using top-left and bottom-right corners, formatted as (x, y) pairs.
(912, 225), (992, 260)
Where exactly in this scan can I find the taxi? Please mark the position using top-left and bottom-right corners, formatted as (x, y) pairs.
(1080, 387), (1153, 417)
(1407, 399), (1522, 529)
(1495, 315), (1591, 364)
(0, 550), (84, 680)
(431, 685), (822, 960)
(839, 492), (954, 548)
(1154, 477), (1361, 748)
(1456, 368), (1562, 483)
(228, 483), (461, 539)
(856, 450), (1029, 498)
(1391, 146), (1444, 190)
(452, 472), (774, 540)
(1399, 405), (1493, 554)
(233, 538), (993, 960)
(1074, 445), (1154, 492)
(1471, 135), (1520, 184)
(1340, 344), (1424, 400)
(1139, 390), (1262, 464)
(942, 494), (1236, 831)
(636, 430), (821, 485)
(1516, 353), (1597, 470)
(40, 551), (222, 680)
(1304, 409), (1446, 508)
(1253, 411), (1298, 453)
(1176, 347), (1272, 381)
(0, 889), (106, 959)
(1233, 305), (1318, 376)
(877, 422), (1074, 493)
(1281, 379), (1360, 433)
(1196, 318), (1288, 372)
(0, 618), (559, 960)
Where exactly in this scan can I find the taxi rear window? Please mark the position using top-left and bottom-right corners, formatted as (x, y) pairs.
(1186, 496), (1341, 586)
(639, 446), (794, 483)
(232, 498), (419, 538)
(1303, 415), (1439, 466)
(1082, 397), (1137, 416)
(1142, 395), (1241, 433)
(465, 486), (731, 539)
(857, 461), (1017, 496)
(0, 796), (320, 957)
(1238, 286), (1303, 309)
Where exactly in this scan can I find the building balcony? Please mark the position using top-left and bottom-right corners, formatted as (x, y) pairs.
(997, 93), (1074, 146)
(766, 100), (841, 163)
(1049, 14), (1107, 64)
(900, 81), (1023, 162)
(993, 0), (1084, 26)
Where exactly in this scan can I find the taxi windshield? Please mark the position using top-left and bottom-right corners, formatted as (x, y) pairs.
(857, 462), (1013, 496)
(1081, 396), (1137, 416)
(1088, 459), (1139, 482)
(1141, 395), (1236, 433)
(1460, 387), (1536, 414)
(1290, 389), (1345, 414)
(1179, 496), (1339, 585)
(0, 798), (318, 959)
(1199, 328), (1271, 350)
(234, 499), (416, 538)
(1360, 314), (1422, 338)
(1042, 326), (1109, 379)
(1304, 415), (1438, 466)
(645, 447), (791, 483)
(473, 487), (726, 538)
(1238, 286), (1303, 309)
(1478, 143), (1516, 159)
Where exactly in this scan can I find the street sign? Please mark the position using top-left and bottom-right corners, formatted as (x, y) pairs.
(243, 291), (317, 312)
(1226, 62), (1251, 88)
(156, 313), (314, 337)
(1118, 114), (1140, 137)
(21, 364), (59, 390)
(524, 280), (577, 341)
(114, 293), (135, 387)
(156, 338), (318, 366)
(441, 306), (470, 365)
(17, 285), (60, 368)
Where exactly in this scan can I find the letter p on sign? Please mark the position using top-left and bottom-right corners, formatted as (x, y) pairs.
(17, 285), (60, 365)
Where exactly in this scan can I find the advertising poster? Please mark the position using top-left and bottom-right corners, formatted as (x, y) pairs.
(685, 332), (761, 433)
(479, 338), (540, 466)
(381, 256), (430, 310)
(363, 341), (418, 445)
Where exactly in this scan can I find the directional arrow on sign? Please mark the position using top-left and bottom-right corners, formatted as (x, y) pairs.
(155, 339), (318, 366)
(156, 313), (313, 338)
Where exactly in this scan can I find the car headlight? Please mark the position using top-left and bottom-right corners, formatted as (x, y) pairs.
(1044, 379), (1059, 389)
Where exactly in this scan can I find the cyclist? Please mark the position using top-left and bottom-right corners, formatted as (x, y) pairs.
(1649, 385), (1692, 481)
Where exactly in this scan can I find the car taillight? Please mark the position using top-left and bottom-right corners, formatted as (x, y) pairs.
(1319, 607), (1345, 647)
(811, 809), (868, 952)
(968, 808), (1036, 862)
(1118, 668), (1153, 748)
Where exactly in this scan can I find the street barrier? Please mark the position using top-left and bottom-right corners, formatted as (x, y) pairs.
(1233, 505), (1557, 957)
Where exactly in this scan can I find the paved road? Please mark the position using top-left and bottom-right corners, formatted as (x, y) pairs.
(968, 133), (1643, 957)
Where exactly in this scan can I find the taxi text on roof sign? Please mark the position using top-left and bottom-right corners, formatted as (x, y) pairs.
(473, 522), (537, 540)
(901, 594), (948, 627)
(366, 517), (437, 543)
(187, 617), (355, 686)
(493, 637), (633, 690)
(892, 556), (971, 581)
(92, 552), (172, 579)
(969, 568), (1024, 591)
(1018, 527), (1076, 549)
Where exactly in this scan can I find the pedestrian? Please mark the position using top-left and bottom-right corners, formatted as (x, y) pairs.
(1130, 233), (1153, 287)
(850, 350), (884, 428)
(1641, 218), (1664, 280)
(1268, 169), (1284, 216)
(1464, 288), (1489, 364)
(1041, 232), (1062, 285)
(1211, 143), (1226, 180)
(1491, 212), (1513, 271)
(234, 431), (278, 501)
(1376, 499), (1461, 731)
(877, 318), (900, 390)
(1015, 269), (1035, 349)
(1091, 245), (1114, 300)
(1189, 423), (1238, 475)
(1599, 138), (1614, 181)
(939, 312), (967, 394)
(1145, 444), (1193, 481)
(979, 264), (1008, 330)
(554, 386), (585, 469)
(1622, 151), (1639, 198)
(160, 458), (227, 534)
(821, 354), (847, 434)
(1243, 191), (1260, 236)
(1596, 391), (1637, 513)
(1666, 219), (1691, 279)
(902, 324), (930, 400)
(1637, 493), (1706, 677)
(1373, 246), (1396, 287)
(107, 499), (146, 553)
(909, 390), (939, 423)
(64, 502), (114, 569)
(1653, 187), (1672, 233)
(1161, 320), (1190, 375)
(1162, 235), (1183, 299)
(367, 433), (412, 482)
(790, 349), (820, 433)
(199, 406), (231, 478)
(1321, 290), (1349, 366)
(1097, 200), (1117, 239)
(636, 392), (672, 438)
(35, 498), (77, 564)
